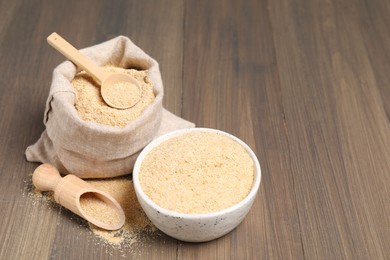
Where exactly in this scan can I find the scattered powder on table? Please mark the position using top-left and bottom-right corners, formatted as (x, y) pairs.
(139, 131), (255, 214)
(79, 192), (121, 226)
(72, 66), (155, 128)
(24, 173), (57, 208)
(26, 175), (155, 248)
(86, 177), (155, 247)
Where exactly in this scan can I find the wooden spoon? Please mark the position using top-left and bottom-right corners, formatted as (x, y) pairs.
(32, 164), (125, 231)
(47, 32), (141, 109)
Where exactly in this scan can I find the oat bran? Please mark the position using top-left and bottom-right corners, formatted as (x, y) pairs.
(72, 66), (155, 128)
(139, 131), (255, 214)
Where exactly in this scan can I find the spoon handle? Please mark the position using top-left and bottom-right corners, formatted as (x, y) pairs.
(47, 32), (106, 84)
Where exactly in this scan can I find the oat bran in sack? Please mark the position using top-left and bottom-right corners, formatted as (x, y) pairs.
(25, 36), (194, 178)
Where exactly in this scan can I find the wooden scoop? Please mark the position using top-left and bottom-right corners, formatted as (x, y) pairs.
(32, 164), (125, 231)
(47, 32), (141, 109)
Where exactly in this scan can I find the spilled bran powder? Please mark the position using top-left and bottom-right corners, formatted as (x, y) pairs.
(26, 175), (155, 248)
(72, 66), (155, 128)
(85, 177), (155, 247)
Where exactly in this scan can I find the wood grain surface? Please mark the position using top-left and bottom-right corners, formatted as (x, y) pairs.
(0, 0), (389, 259)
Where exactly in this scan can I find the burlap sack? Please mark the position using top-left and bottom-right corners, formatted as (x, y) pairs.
(25, 36), (194, 178)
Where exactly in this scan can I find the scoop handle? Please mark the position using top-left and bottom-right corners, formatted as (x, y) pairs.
(32, 163), (62, 192)
(47, 32), (106, 84)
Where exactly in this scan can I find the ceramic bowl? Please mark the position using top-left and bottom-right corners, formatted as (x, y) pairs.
(133, 128), (261, 242)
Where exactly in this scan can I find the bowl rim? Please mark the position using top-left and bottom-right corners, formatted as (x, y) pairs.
(133, 127), (261, 219)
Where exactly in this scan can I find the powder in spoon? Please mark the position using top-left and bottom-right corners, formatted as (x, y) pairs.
(79, 192), (120, 226)
(103, 81), (141, 108)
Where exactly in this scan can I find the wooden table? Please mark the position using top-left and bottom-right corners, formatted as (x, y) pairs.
(1, 0), (389, 259)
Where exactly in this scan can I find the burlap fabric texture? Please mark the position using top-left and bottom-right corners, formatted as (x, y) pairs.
(25, 36), (194, 178)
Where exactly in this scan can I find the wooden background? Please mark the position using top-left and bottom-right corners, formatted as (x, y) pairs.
(1, 0), (389, 259)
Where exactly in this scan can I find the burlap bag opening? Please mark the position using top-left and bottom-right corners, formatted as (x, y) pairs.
(26, 36), (194, 178)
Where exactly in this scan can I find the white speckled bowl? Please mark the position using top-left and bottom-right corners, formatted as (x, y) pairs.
(133, 128), (261, 242)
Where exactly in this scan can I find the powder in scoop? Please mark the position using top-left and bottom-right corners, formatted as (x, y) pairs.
(79, 192), (120, 226)
(139, 131), (255, 214)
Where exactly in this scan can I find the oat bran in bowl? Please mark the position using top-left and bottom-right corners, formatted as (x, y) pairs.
(133, 128), (261, 242)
